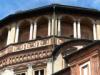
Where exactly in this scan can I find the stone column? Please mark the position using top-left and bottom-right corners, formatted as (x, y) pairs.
(0, 70), (3, 75)
(47, 58), (52, 75)
(58, 18), (61, 36)
(51, 17), (55, 35)
(2, 68), (14, 75)
(27, 64), (33, 75)
(29, 23), (33, 40)
(93, 23), (97, 40)
(39, 70), (40, 75)
(7, 23), (16, 45)
(55, 18), (58, 35)
(77, 20), (81, 38)
(73, 21), (77, 38)
(15, 25), (19, 43)
(48, 19), (51, 36)
(96, 20), (100, 40)
(33, 22), (37, 39)
(7, 27), (11, 45)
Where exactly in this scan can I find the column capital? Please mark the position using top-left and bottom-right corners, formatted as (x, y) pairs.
(7, 26), (11, 30)
(48, 18), (52, 20)
(27, 63), (33, 68)
(93, 21), (97, 25)
(48, 58), (53, 62)
(57, 17), (61, 20)
(34, 20), (37, 25)
(75, 19), (80, 22)
(27, 63), (33, 75)
(3, 67), (14, 71)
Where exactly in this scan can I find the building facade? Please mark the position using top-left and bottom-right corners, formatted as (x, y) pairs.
(0, 4), (100, 75)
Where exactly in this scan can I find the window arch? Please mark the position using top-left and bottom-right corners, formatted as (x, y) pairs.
(60, 15), (74, 38)
(0, 28), (8, 49)
(80, 18), (93, 40)
(36, 17), (48, 38)
(18, 20), (30, 42)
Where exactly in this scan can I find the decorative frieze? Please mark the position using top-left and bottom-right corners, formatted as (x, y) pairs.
(0, 37), (65, 57)
(0, 47), (52, 69)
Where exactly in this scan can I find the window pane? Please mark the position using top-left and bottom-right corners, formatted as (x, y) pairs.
(35, 71), (39, 75)
(22, 73), (25, 75)
(82, 65), (88, 75)
(40, 70), (44, 75)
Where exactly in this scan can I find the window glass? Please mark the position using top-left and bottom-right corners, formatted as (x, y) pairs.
(40, 70), (44, 75)
(35, 70), (39, 75)
(35, 69), (44, 75)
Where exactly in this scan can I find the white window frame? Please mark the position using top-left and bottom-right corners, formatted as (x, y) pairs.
(80, 61), (91, 75)
(34, 69), (45, 75)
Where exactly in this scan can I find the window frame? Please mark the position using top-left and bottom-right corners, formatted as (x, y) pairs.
(34, 68), (45, 75)
(80, 61), (91, 75)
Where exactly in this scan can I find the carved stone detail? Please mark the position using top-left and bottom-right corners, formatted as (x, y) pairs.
(0, 48), (52, 69)
(0, 37), (65, 57)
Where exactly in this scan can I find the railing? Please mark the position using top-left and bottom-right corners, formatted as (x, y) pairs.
(0, 36), (72, 57)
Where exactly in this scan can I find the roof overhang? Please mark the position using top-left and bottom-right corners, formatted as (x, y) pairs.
(0, 4), (100, 28)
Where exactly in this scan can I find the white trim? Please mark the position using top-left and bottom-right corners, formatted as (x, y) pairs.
(48, 19), (51, 36)
(51, 17), (54, 35)
(58, 19), (61, 36)
(77, 21), (81, 38)
(73, 21), (77, 38)
(80, 61), (91, 75)
(33, 22), (37, 39)
(29, 23), (33, 40)
(55, 18), (58, 35)
(15, 25), (19, 43)
(27, 64), (33, 75)
(93, 23), (97, 40)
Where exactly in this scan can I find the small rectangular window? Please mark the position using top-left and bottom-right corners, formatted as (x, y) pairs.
(80, 61), (91, 75)
(35, 70), (39, 75)
(40, 70), (44, 75)
(22, 73), (25, 75)
(35, 69), (44, 75)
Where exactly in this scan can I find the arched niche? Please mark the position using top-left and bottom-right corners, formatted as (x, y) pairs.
(60, 15), (74, 38)
(36, 17), (48, 38)
(80, 18), (93, 40)
(0, 28), (8, 49)
(18, 20), (30, 42)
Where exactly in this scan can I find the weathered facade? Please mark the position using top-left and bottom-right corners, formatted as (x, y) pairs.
(0, 4), (100, 75)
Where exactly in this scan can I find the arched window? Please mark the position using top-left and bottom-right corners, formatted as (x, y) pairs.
(18, 20), (30, 42)
(36, 17), (48, 38)
(80, 18), (93, 40)
(60, 15), (74, 38)
(0, 28), (8, 49)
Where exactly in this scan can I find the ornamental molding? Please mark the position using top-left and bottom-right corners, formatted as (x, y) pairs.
(0, 47), (52, 69)
(0, 37), (64, 57)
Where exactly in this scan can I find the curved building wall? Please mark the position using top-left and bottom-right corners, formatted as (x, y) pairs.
(0, 5), (100, 75)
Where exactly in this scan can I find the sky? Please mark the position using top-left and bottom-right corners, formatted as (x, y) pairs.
(0, 0), (100, 20)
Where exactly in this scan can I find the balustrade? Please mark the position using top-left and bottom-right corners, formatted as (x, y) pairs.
(0, 37), (68, 57)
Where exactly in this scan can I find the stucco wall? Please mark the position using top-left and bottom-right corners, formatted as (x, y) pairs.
(54, 54), (65, 73)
